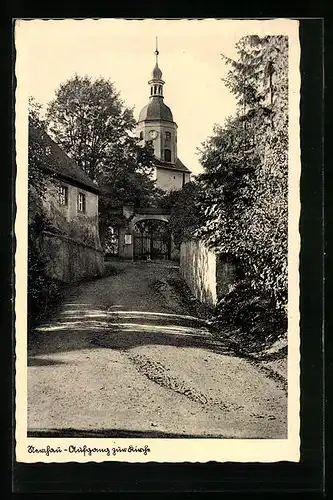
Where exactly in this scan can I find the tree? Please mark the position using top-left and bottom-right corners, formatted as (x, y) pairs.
(28, 97), (51, 225)
(46, 75), (156, 186)
(162, 181), (206, 247)
(46, 75), (161, 245)
(172, 36), (288, 315)
(218, 35), (289, 310)
(46, 75), (135, 180)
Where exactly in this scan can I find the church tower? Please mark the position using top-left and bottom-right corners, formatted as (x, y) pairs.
(137, 39), (191, 192)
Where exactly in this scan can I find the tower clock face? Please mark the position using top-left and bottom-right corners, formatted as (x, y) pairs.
(149, 130), (158, 139)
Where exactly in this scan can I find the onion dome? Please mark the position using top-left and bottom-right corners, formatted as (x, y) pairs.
(138, 38), (174, 123)
(152, 63), (163, 80)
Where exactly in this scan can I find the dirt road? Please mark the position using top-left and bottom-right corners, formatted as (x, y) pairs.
(28, 261), (287, 438)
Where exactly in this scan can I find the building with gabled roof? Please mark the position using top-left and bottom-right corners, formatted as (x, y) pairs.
(29, 120), (104, 282)
(29, 122), (99, 194)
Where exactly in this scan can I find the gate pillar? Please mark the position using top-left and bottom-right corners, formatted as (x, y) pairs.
(170, 233), (180, 261)
(118, 224), (134, 260)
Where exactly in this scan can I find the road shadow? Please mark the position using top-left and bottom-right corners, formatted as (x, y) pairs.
(28, 305), (234, 362)
(28, 427), (226, 439)
(28, 358), (70, 367)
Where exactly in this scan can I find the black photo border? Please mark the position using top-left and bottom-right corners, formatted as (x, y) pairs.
(3, 9), (326, 496)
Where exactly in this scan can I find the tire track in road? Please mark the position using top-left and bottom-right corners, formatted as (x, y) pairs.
(126, 352), (245, 413)
(95, 308), (278, 423)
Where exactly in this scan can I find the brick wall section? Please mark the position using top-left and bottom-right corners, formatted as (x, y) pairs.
(180, 240), (217, 307)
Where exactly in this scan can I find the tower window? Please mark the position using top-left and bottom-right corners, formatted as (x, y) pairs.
(159, 86), (162, 95)
(139, 131), (143, 140)
(165, 131), (171, 141)
(150, 87), (153, 96)
(154, 85), (157, 94)
(164, 149), (171, 162)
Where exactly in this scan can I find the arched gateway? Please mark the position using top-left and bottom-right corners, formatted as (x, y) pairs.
(118, 205), (177, 261)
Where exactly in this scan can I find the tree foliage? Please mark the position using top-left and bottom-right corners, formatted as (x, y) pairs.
(46, 75), (135, 180)
(45, 75), (162, 244)
(162, 181), (206, 247)
(28, 98), (48, 213)
(172, 35), (289, 314)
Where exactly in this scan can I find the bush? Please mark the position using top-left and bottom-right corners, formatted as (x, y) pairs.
(212, 279), (287, 353)
(28, 212), (66, 326)
(28, 273), (65, 327)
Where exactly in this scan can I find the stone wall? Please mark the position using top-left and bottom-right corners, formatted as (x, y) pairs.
(41, 231), (104, 283)
(180, 240), (217, 307)
(180, 240), (237, 308)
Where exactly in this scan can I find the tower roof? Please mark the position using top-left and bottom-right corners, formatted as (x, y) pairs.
(138, 96), (174, 123)
(138, 38), (175, 123)
(151, 63), (162, 80)
(154, 156), (191, 173)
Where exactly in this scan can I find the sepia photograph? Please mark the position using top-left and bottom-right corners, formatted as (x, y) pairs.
(15, 18), (300, 463)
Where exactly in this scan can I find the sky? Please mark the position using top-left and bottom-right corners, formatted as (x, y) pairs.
(16, 18), (295, 175)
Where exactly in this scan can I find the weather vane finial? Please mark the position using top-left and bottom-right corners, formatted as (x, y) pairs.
(154, 36), (159, 63)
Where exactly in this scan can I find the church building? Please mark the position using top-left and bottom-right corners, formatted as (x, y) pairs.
(136, 44), (191, 191)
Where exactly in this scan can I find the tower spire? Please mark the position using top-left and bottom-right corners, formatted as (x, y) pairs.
(149, 37), (164, 98)
(155, 36), (159, 64)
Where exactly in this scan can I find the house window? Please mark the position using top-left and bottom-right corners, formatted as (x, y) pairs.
(165, 131), (171, 141)
(58, 185), (68, 206)
(78, 192), (86, 212)
(182, 173), (186, 186)
(139, 131), (144, 140)
(164, 149), (171, 162)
